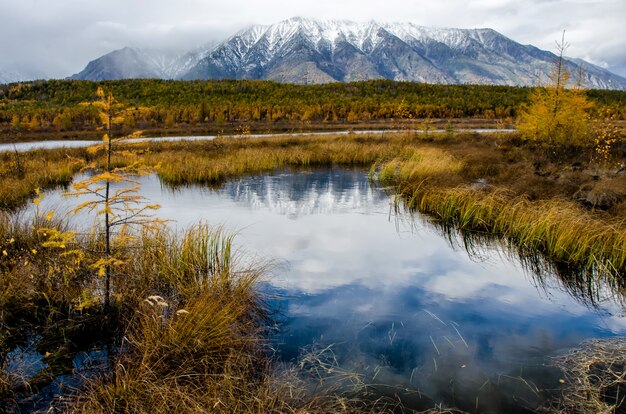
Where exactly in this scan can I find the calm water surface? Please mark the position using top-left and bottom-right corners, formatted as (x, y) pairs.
(36, 168), (626, 412)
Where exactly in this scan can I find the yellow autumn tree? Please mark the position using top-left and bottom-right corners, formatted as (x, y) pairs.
(517, 32), (593, 147)
(67, 87), (163, 309)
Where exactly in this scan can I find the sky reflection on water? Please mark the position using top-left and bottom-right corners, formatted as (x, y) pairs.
(37, 168), (626, 412)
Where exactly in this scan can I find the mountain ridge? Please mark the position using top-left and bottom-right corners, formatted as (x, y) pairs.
(68, 17), (626, 90)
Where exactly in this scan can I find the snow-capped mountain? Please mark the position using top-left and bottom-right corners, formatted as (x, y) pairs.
(70, 44), (213, 81)
(71, 17), (626, 89)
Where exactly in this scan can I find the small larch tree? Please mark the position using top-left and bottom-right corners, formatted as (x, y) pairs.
(67, 87), (163, 309)
(517, 31), (593, 148)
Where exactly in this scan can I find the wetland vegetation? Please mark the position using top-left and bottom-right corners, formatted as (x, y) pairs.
(1, 77), (626, 412)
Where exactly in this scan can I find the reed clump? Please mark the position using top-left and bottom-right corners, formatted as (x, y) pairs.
(69, 264), (274, 413)
(1, 217), (263, 411)
(372, 147), (463, 186)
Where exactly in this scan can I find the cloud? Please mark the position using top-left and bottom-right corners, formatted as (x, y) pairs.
(0, 0), (624, 77)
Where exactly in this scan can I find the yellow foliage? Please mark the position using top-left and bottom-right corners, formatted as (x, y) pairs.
(130, 130), (144, 138)
(517, 85), (593, 146)
(64, 88), (162, 307)
(33, 188), (43, 207)
(87, 144), (105, 155)
(74, 296), (100, 311)
(517, 34), (594, 147)
(91, 257), (125, 275)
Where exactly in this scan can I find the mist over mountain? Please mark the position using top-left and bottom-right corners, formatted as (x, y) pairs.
(60, 17), (626, 90)
(0, 64), (48, 84)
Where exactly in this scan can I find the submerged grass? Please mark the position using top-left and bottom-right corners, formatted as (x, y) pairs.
(544, 338), (626, 413)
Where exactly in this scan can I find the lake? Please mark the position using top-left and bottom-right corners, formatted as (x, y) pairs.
(33, 167), (626, 412)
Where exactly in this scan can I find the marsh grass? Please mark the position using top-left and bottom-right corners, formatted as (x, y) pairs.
(69, 275), (271, 413)
(372, 147), (463, 186)
(0, 218), (260, 410)
(147, 135), (406, 187)
(0, 148), (87, 210)
(372, 144), (626, 276)
(410, 188), (626, 276)
(412, 206), (626, 308)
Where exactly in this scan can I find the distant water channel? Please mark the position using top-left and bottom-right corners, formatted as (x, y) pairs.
(34, 168), (625, 412)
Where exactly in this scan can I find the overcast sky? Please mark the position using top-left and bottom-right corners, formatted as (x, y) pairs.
(1, 0), (625, 78)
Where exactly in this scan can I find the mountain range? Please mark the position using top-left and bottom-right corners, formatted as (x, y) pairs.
(12, 17), (626, 89)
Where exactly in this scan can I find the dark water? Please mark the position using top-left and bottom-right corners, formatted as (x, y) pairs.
(35, 168), (626, 412)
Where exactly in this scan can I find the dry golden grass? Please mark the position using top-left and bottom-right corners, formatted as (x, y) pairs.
(385, 182), (626, 277)
(144, 134), (405, 186)
(366, 140), (626, 276)
(0, 147), (86, 210)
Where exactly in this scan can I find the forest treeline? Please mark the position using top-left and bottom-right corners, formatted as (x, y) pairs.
(0, 79), (624, 132)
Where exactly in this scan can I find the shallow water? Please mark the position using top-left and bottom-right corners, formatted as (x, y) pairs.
(34, 168), (626, 412)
